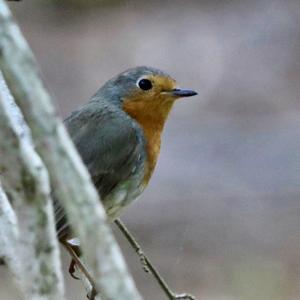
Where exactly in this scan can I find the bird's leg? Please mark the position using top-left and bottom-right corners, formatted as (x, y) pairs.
(62, 238), (82, 279)
(61, 239), (98, 300)
(114, 218), (195, 300)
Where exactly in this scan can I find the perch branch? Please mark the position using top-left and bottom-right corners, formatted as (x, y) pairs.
(0, 72), (66, 300)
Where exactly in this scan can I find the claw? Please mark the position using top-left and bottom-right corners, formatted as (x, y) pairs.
(68, 258), (80, 280)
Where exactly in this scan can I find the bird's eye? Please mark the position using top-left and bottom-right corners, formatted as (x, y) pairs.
(138, 79), (152, 91)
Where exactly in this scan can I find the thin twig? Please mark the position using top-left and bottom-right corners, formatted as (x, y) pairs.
(115, 219), (195, 300)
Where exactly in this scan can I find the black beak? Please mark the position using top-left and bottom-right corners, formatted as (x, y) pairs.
(171, 88), (197, 97)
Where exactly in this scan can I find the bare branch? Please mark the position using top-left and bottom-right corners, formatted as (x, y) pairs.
(0, 73), (66, 300)
(0, 183), (22, 287)
(0, 1), (142, 299)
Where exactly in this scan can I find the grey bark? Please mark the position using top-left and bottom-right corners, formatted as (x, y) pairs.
(0, 182), (21, 289)
(0, 72), (66, 300)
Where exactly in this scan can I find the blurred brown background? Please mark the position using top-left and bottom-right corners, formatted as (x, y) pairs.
(1, 0), (300, 299)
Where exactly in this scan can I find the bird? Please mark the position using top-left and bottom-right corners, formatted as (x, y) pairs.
(53, 66), (197, 296)
(55, 66), (197, 240)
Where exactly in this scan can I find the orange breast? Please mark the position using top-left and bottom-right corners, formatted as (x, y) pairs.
(123, 99), (174, 185)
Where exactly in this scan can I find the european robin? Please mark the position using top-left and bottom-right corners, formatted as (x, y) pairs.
(55, 65), (197, 241)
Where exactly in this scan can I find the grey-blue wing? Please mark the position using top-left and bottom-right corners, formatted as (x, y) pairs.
(55, 102), (145, 239)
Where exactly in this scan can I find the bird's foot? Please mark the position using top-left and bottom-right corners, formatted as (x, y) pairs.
(68, 257), (98, 299)
(63, 239), (98, 298)
(68, 258), (80, 280)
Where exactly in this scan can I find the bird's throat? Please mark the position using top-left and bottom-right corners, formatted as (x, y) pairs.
(123, 99), (174, 184)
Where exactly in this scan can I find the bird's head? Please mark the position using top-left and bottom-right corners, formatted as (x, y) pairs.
(96, 66), (197, 120)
